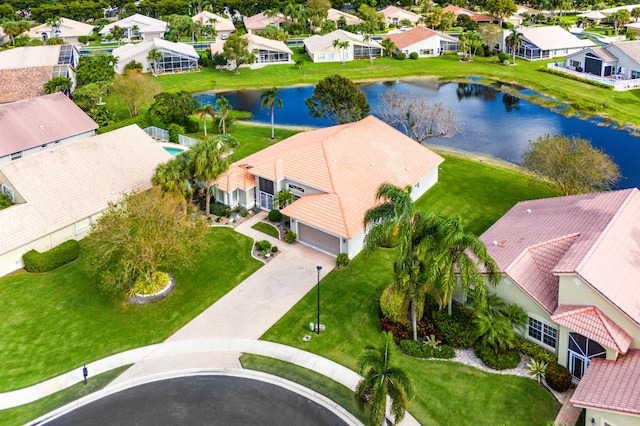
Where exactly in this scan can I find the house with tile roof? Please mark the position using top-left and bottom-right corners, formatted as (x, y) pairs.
(0, 125), (171, 277)
(192, 11), (235, 39)
(379, 5), (421, 27)
(0, 45), (79, 103)
(112, 39), (199, 74)
(26, 17), (93, 45)
(442, 5), (494, 23)
(0, 93), (97, 165)
(212, 116), (444, 257)
(564, 40), (640, 80)
(326, 8), (363, 27)
(99, 14), (167, 41)
(242, 12), (287, 35)
(477, 189), (640, 425)
(382, 26), (458, 58)
(210, 33), (293, 68)
(304, 29), (382, 62)
(503, 26), (595, 60)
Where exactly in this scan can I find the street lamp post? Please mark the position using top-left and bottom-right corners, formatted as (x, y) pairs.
(316, 265), (322, 334)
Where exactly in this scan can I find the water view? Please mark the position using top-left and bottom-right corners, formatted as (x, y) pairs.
(194, 81), (640, 189)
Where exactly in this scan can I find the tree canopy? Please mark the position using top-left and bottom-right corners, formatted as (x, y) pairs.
(305, 74), (370, 124)
(222, 32), (257, 74)
(522, 134), (621, 195)
(76, 54), (117, 87)
(148, 91), (199, 128)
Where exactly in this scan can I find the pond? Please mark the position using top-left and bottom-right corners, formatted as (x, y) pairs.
(194, 81), (640, 189)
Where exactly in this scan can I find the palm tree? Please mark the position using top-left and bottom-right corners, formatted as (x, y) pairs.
(189, 135), (232, 217)
(215, 96), (231, 134)
(332, 39), (350, 64)
(355, 332), (414, 426)
(380, 38), (396, 58)
(193, 103), (215, 136)
(131, 24), (140, 40)
(505, 29), (523, 63)
(422, 214), (500, 315)
(632, 7), (640, 23)
(474, 311), (515, 354)
(152, 155), (192, 212)
(362, 31), (374, 62)
(147, 48), (163, 76)
(47, 16), (62, 38)
(274, 189), (296, 209)
(260, 87), (283, 139)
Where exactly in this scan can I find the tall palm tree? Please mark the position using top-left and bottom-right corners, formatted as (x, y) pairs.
(215, 96), (231, 134)
(505, 29), (523, 63)
(332, 39), (350, 64)
(355, 332), (414, 426)
(380, 38), (396, 58)
(152, 155), (192, 212)
(189, 135), (231, 217)
(147, 48), (163, 76)
(362, 31), (374, 62)
(422, 214), (500, 315)
(193, 103), (215, 136)
(260, 87), (283, 140)
(47, 16), (62, 38)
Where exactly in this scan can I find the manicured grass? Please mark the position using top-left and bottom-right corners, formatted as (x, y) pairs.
(228, 123), (299, 161)
(251, 221), (280, 239)
(239, 354), (367, 424)
(156, 54), (640, 128)
(0, 366), (130, 425)
(0, 227), (261, 392)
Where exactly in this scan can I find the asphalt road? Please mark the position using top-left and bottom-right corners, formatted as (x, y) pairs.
(44, 376), (348, 426)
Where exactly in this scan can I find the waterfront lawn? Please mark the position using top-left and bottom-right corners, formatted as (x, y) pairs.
(229, 123), (299, 161)
(0, 228), (261, 392)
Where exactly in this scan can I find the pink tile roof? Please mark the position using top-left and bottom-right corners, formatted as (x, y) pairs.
(552, 305), (632, 353)
(243, 12), (286, 32)
(0, 66), (53, 103)
(216, 116), (443, 238)
(382, 26), (457, 49)
(0, 93), (98, 157)
(441, 5), (493, 21)
(481, 189), (640, 325)
(571, 350), (640, 415)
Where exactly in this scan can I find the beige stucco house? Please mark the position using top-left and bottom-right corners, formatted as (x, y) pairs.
(210, 33), (293, 68)
(382, 26), (458, 57)
(379, 5), (421, 27)
(26, 17), (93, 44)
(0, 125), (171, 277)
(477, 189), (640, 425)
(112, 38), (199, 74)
(212, 116), (443, 257)
(192, 10), (235, 40)
(99, 14), (167, 41)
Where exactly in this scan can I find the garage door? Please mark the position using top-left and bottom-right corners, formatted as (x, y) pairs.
(297, 223), (340, 256)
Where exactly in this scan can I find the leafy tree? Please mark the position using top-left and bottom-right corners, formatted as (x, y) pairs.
(110, 25), (125, 45)
(109, 71), (161, 118)
(613, 9), (631, 35)
(189, 135), (233, 217)
(72, 82), (108, 111)
(505, 29), (523, 62)
(522, 134), (621, 195)
(485, 0), (517, 26)
(356, 3), (385, 30)
(211, 52), (228, 70)
(362, 31), (374, 62)
(2, 20), (30, 46)
(380, 37), (397, 58)
(632, 7), (640, 23)
(222, 32), (257, 74)
(262, 25), (290, 41)
(439, 11), (456, 31)
(44, 76), (72, 95)
(149, 91), (199, 128)
(193, 103), (216, 136)
(478, 23), (503, 53)
(457, 14), (479, 31)
(260, 87), (283, 139)
(147, 48), (163, 77)
(305, 74), (370, 124)
(355, 332), (414, 426)
(331, 38), (350, 64)
(84, 187), (209, 297)
(76, 54), (118, 87)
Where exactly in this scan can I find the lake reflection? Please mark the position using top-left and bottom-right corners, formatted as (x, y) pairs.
(194, 81), (639, 189)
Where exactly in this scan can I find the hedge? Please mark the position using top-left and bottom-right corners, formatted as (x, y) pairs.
(474, 341), (521, 370)
(23, 240), (80, 273)
(545, 361), (572, 392)
(399, 339), (456, 359)
(538, 67), (612, 90)
(512, 335), (556, 364)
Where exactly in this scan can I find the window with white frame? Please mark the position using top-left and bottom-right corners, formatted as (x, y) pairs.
(287, 183), (305, 198)
(420, 49), (434, 55)
(528, 317), (557, 348)
(74, 217), (93, 235)
(569, 60), (580, 68)
(2, 185), (14, 202)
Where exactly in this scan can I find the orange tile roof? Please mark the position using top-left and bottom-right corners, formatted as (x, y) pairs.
(382, 26), (457, 49)
(571, 350), (640, 415)
(217, 116), (443, 238)
(481, 189), (640, 326)
(552, 305), (632, 353)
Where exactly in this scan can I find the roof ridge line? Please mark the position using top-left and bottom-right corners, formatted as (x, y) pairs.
(505, 232), (580, 272)
(594, 307), (623, 352)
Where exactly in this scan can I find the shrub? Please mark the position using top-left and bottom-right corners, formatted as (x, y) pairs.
(399, 339), (456, 359)
(476, 45), (485, 57)
(124, 60), (142, 71)
(0, 193), (12, 210)
(23, 240), (80, 273)
(545, 361), (572, 392)
(126, 271), (170, 297)
(78, 36), (89, 44)
(241, 210), (249, 218)
(527, 358), (548, 383)
(380, 284), (406, 322)
(268, 209), (282, 222)
(381, 317), (411, 341)
(512, 335), (556, 364)
(396, 52), (407, 60)
(256, 240), (272, 251)
(497, 52), (510, 62)
(336, 253), (349, 269)
(432, 302), (477, 347)
(271, 245), (278, 253)
(409, 52), (419, 60)
(168, 123), (185, 143)
(184, 117), (199, 133)
(474, 341), (521, 370)
(539, 68), (612, 90)
(284, 230), (297, 243)
(210, 201), (231, 217)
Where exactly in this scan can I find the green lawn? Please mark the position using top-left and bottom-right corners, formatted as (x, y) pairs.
(0, 366), (130, 425)
(0, 227), (261, 392)
(251, 221), (280, 239)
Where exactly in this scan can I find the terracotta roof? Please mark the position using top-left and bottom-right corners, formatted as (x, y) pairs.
(192, 11), (235, 31)
(379, 6), (421, 24)
(481, 189), (640, 326)
(326, 8), (363, 26)
(216, 116), (443, 238)
(470, 13), (494, 22)
(27, 17), (93, 39)
(0, 66), (53, 103)
(382, 26), (457, 49)
(243, 12), (286, 32)
(571, 350), (640, 415)
(0, 125), (171, 255)
(442, 5), (493, 21)
(552, 305), (632, 353)
(0, 93), (97, 157)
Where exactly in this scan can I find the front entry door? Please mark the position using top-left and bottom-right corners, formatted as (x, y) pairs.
(567, 332), (606, 382)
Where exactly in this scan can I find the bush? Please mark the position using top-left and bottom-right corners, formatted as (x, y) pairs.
(476, 45), (485, 57)
(184, 117), (199, 133)
(409, 52), (419, 60)
(545, 361), (572, 392)
(399, 339), (456, 359)
(271, 245), (278, 253)
(539, 67), (612, 90)
(78, 36), (89, 44)
(336, 253), (349, 269)
(284, 230), (297, 243)
(396, 52), (407, 60)
(124, 60), (142, 71)
(432, 302), (477, 347)
(380, 284), (406, 323)
(497, 52), (510, 62)
(168, 123), (185, 143)
(381, 317), (411, 341)
(0, 193), (12, 210)
(23, 240), (80, 273)
(256, 240), (272, 251)
(210, 201), (231, 217)
(268, 209), (282, 222)
(126, 271), (170, 297)
(512, 335), (556, 364)
(474, 341), (521, 370)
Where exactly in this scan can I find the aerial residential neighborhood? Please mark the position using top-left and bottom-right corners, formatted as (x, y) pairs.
(0, 0), (640, 425)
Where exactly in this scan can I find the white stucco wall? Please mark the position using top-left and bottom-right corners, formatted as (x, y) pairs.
(583, 407), (640, 426)
(401, 38), (443, 58)
(0, 130), (95, 165)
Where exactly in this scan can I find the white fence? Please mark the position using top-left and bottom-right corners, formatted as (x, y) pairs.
(143, 126), (199, 148)
(546, 63), (640, 91)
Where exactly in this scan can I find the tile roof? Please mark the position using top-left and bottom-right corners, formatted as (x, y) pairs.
(99, 14), (167, 35)
(192, 11), (235, 31)
(584, 46), (619, 62)
(517, 26), (595, 50)
(216, 116), (443, 238)
(571, 350), (640, 415)
(243, 12), (286, 32)
(552, 305), (632, 353)
(245, 33), (293, 54)
(304, 29), (382, 54)
(382, 26), (457, 49)
(0, 66), (53, 103)
(0, 125), (171, 255)
(113, 38), (198, 63)
(27, 17), (93, 39)
(379, 6), (421, 24)
(609, 40), (640, 63)
(326, 8), (363, 26)
(0, 93), (97, 157)
(481, 189), (640, 326)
